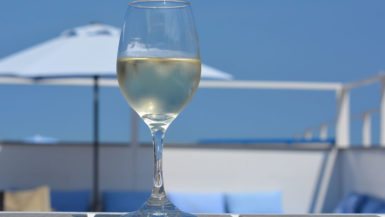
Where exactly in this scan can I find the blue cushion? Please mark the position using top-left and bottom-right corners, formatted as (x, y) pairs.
(335, 192), (385, 213)
(168, 192), (225, 213)
(225, 191), (283, 214)
(361, 196), (385, 213)
(335, 192), (367, 213)
(50, 190), (91, 211)
(103, 191), (150, 212)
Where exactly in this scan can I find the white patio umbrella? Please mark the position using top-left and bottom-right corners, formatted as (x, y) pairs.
(0, 23), (233, 211)
(0, 24), (232, 80)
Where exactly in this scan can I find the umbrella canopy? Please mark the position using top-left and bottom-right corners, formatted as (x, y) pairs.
(0, 23), (233, 80)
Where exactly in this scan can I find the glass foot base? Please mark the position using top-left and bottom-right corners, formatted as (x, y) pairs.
(122, 195), (196, 217)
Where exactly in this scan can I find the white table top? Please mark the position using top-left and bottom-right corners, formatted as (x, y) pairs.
(0, 213), (383, 217)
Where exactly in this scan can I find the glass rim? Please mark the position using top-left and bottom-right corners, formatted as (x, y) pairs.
(128, 0), (191, 9)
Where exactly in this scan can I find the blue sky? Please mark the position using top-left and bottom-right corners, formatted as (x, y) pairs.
(1, 0), (385, 145)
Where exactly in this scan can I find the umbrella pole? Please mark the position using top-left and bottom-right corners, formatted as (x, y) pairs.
(92, 75), (100, 211)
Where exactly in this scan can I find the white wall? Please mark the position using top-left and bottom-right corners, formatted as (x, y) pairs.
(340, 149), (385, 200)
(0, 145), (93, 190)
(0, 144), (327, 213)
(2, 144), (385, 213)
(320, 148), (385, 213)
(163, 148), (325, 213)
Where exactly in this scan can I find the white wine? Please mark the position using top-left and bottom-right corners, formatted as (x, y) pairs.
(117, 57), (201, 128)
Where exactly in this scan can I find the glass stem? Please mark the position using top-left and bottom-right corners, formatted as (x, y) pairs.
(151, 128), (166, 198)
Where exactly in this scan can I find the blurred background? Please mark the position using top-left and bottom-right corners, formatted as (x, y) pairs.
(0, 0), (385, 214)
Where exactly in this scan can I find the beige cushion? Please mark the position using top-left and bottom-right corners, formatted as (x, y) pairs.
(4, 185), (51, 211)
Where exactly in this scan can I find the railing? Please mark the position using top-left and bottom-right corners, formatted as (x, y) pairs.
(199, 74), (385, 148)
(296, 74), (385, 147)
(1, 73), (384, 147)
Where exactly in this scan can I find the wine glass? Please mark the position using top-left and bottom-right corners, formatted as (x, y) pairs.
(116, 0), (200, 216)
